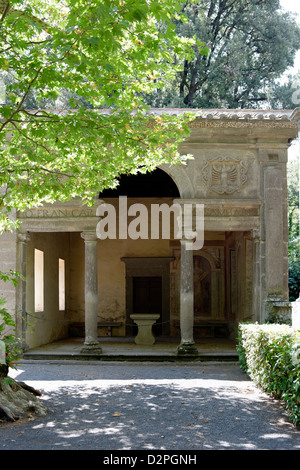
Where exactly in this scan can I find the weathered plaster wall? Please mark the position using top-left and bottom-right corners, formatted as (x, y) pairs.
(25, 232), (70, 349)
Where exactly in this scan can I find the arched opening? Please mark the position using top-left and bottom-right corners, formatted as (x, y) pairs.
(99, 168), (180, 198)
(99, 168), (180, 340)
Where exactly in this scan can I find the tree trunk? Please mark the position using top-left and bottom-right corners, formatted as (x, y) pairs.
(0, 366), (47, 422)
(0, 364), (8, 378)
(184, 87), (197, 107)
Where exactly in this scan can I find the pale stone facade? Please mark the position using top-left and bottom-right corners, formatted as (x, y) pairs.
(0, 108), (299, 356)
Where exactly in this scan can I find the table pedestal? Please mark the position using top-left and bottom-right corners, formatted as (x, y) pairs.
(130, 314), (160, 345)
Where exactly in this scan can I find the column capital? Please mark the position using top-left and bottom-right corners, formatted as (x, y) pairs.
(180, 237), (196, 249)
(17, 232), (30, 244)
(81, 231), (98, 242)
(251, 229), (260, 242)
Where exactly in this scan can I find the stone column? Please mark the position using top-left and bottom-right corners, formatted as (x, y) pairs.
(16, 232), (30, 352)
(252, 230), (261, 323)
(80, 231), (102, 354)
(177, 239), (198, 356)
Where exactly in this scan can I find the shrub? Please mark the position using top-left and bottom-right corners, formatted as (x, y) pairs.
(237, 323), (300, 426)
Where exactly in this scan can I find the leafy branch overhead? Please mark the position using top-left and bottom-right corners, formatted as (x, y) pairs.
(0, 0), (205, 230)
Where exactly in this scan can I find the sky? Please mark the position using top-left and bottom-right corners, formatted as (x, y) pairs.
(280, 0), (300, 17)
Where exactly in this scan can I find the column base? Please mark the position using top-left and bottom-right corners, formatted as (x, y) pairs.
(17, 339), (29, 355)
(80, 341), (102, 355)
(176, 342), (198, 357)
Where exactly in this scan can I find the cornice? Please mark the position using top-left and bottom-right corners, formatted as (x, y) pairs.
(146, 108), (298, 129)
(147, 108), (294, 121)
(15, 107), (299, 129)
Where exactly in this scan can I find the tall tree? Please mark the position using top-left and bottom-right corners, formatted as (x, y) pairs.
(144, 0), (300, 108)
(0, 0), (204, 231)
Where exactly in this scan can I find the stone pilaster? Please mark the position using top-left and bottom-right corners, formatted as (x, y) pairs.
(252, 230), (261, 323)
(263, 165), (291, 323)
(290, 109), (300, 320)
(16, 232), (30, 352)
(264, 166), (287, 297)
(80, 231), (102, 355)
(177, 239), (198, 356)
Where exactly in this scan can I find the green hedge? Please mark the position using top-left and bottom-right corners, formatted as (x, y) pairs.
(237, 323), (300, 426)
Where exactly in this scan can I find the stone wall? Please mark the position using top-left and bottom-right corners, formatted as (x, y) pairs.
(25, 232), (71, 349)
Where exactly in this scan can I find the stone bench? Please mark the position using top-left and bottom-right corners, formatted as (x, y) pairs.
(69, 321), (123, 337)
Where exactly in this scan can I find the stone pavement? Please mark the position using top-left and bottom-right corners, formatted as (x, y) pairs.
(22, 337), (239, 362)
(0, 360), (299, 451)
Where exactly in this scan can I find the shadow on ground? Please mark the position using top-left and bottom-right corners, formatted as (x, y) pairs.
(0, 362), (299, 450)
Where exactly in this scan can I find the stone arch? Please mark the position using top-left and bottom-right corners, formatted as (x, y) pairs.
(159, 163), (194, 199)
(193, 249), (219, 271)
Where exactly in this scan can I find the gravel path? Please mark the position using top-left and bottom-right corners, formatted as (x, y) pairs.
(0, 360), (299, 451)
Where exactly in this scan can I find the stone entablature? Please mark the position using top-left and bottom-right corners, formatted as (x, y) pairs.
(18, 199), (103, 233)
(174, 199), (261, 232)
(20, 207), (96, 219)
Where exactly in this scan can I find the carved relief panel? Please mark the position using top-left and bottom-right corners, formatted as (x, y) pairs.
(202, 156), (248, 195)
(191, 150), (257, 198)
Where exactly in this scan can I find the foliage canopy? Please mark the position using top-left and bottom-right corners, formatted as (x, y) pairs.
(0, 0), (205, 230)
(144, 0), (300, 109)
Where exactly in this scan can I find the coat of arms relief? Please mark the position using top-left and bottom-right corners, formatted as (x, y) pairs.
(202, 156), (248, 194)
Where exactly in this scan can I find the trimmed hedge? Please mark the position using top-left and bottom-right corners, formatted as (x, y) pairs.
(237, 323), (300, 426)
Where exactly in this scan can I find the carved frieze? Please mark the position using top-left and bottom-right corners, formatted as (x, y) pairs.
(202, 156), (248, 195)
(189, 120), (297, 129)
(19, 207), (97, 218)
(204, 206), (259, 217)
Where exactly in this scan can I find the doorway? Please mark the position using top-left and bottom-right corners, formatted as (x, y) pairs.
(133, 276), (162, 336)
(122, 257), (173, 338)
